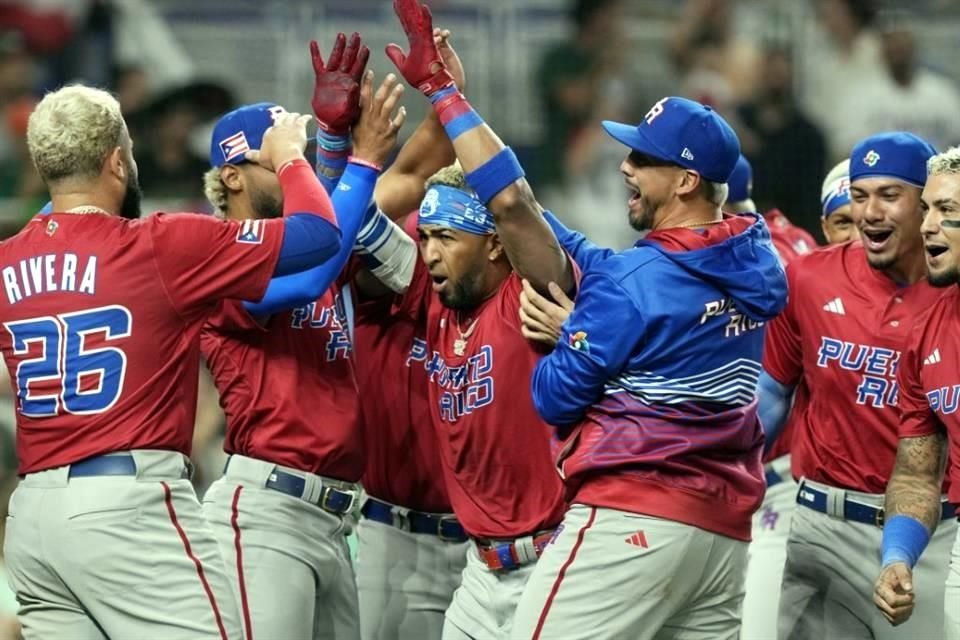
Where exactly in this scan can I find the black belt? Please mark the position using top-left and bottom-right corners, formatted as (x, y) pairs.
(797, 481), (956, 527)
(361, 497), (468, 542)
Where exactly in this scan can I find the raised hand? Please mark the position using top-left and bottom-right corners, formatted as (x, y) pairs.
(385, 0), (455, 96)
(434, 27), (465, 93)
(244, 111), (312, 171)
(351, 71), (407, 168)
(310, 31), (370, 134)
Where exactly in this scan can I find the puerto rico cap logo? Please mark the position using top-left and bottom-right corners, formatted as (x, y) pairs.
(863, 150), (880, 167)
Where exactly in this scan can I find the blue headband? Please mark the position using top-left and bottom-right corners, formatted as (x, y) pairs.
(822, 178), (851, 218)
(418, 185), (495, 235)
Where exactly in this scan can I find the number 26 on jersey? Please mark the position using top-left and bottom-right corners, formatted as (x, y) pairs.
(4, 305), (131, 416)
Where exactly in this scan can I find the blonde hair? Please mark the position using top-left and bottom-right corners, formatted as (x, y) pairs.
(927, 146), (960, 177)
(425, 161), (469, 191)
(27, 85), (126, 184)
(203, 167), (228, 218)
(702, 180), (729, 207)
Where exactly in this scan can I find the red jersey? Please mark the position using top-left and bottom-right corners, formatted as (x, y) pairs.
(397, 262), (567, 539)
(354, 294), (451, 512)
(0, 211), (283, 474)
(764, 209), (816, 267)
(200, 277), (361, 480)
(898, 287), (960, 504)
(763, 242), (944, 493)
(762, 209), (816, 463)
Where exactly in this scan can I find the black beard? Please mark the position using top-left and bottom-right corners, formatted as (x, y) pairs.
(927, 266), (959, 288)
(438, 270), (484, 310)
(120, 171), (143, 220)
(251, 189), (282, 220)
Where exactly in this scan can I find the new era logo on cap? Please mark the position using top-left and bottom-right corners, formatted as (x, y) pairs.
(601, 96), (740, 183)
(864, 150), (880, 167)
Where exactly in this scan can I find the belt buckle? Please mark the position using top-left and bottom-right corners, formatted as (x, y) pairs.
(436, 515), (463, 542)
(875, 506), (885, 528)
(320, 486), (356, 515)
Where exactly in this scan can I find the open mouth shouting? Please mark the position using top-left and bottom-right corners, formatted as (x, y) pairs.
(861, 227), (894, 253)
(430, 273), (449, 293)
(925, 240), (949, 266)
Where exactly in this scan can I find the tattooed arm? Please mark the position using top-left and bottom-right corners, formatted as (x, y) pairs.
(884, 432), (947, 530)
(873, 432), (947, 626)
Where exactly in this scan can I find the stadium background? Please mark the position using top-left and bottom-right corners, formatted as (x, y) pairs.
(0, 0), (958, 636)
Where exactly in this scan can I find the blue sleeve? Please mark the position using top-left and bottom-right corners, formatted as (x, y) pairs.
(253, 163), (378, 313)
(757, 368), (795, 448)
(543, 210), (615, 272)
(532, 271), (643, 426)
(315, 130), (351, 195)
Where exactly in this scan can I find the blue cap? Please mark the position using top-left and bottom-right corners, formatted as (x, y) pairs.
(209, 102), (287, 168)
(602, 96), (741, 183)
(727, 155), (753, 202)
(849, 131), (936, 188)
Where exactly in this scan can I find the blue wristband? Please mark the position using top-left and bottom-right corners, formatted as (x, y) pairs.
(881, 514), (931, 569)
(465, 147), (525, 204)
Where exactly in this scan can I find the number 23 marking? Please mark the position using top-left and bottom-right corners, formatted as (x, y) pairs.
(4, 305), (131, 416)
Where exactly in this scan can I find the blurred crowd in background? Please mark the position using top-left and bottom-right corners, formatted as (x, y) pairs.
(0, 0), (958, 636)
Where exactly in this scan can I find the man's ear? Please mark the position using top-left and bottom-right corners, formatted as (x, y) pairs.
(487, 233), (505, 262)
(106, 146), (125, 183)
(220, 165), (245, 193)
(675, 169), (703, 198)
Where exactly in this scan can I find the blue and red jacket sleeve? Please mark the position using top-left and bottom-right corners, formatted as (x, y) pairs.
(532, 269), (644, 427)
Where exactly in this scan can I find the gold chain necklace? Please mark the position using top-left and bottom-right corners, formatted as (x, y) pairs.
(453, 313), (480, 356)
(673, 218), (724, 229)
(63, 206), (111, 216)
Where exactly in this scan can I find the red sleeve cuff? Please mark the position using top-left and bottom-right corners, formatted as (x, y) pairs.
(278, 158), (337, 226)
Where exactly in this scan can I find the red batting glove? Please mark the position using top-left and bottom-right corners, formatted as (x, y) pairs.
(385, 0), (455, 96)
(310, 31), (370, 135)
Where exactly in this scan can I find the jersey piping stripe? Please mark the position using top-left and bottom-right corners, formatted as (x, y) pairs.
(532, 507), (597, 640)
(161, 481), (229, 640)
(231, 485), (253, 640)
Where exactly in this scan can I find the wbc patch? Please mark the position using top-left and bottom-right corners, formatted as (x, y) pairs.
(220, 131), (251, 163)
(863, 150), (880, 167)
(236, 219), (265, 245)
(569, 331), (590, 353)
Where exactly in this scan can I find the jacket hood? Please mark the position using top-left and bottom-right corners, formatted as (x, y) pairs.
(637, 213), (788, 321)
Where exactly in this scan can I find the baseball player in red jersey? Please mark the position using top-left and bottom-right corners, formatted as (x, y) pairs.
(198, 36), (408, 639)
(761, 131), (957, 640)
(347, 3), (575, 636)
(0, 85), (342, 639)
(353, 234), (469, 640)
(720, 151), (813, 639)
(872, 146), (960, 639)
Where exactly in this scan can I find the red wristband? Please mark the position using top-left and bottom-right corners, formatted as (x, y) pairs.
(347, 156), (383, 173)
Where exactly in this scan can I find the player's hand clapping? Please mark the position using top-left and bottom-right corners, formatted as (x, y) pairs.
(351, 72), (407, 168)
(245, 111), (312, 171)
(386, 0), (456, 96)
(519, 279), (574, 347)
(310, 32), (370, 135)
(873, 562), (917, 626)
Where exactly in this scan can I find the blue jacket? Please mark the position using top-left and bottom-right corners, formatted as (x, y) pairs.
(535, 213), (787, 429)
